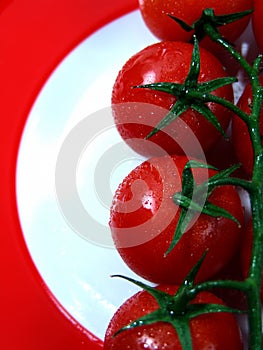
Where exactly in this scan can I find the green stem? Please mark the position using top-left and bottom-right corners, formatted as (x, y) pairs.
(244, 69), (263, 350)
(203, 23), (263, 350)
(188, 90), (250, 124)
(246, 185), (263, 348)
(189, 279), (249, 296)
(205, 177), (252, 193)
(204, 23), (254, 76)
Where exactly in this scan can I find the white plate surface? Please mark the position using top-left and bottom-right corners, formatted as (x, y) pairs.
(16, 9), (156, 340)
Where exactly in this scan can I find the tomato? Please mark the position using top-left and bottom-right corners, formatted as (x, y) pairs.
(109, 154), (244, 284)
(138, 0), (253, 74)
(231, 76), (263, 177)
(206, 134), (245, 175)
(241, 219), (263, 302)
(253, 0), (263, 52)
(104, 284), (243, 349)
(112, 41), (234, 157)
(138, 0), (253, 43)
(211, 251), (247, 310)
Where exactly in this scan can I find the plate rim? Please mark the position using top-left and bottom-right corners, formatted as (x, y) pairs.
(0, 1), (138, 348)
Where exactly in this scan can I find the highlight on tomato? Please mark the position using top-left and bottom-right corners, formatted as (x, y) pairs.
(109, 154), (244, 285)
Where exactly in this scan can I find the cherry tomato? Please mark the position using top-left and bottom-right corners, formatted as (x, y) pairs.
(138, 0), (253, 43)
(104, 284), (243, 349)
(138, 0), (253, 74)
(112, 41), (234, 157)
(253, 0), (263, 52)
(211, 251), (247, 310)
(231, 76), (263, 177)
(241, 219), (263, 302)
(109, 154), (244, 284)
(206, 135), (243, 173)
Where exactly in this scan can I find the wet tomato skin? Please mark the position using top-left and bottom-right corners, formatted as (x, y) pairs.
(109, 154), (244, 285)
(138, 0), (253, 74)
(138, 0), (253, 44)
(104, 285), (243, 349)
(112, 41), (234, 157)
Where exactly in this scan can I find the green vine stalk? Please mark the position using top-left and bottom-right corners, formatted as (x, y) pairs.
(172, 8), (263, 349)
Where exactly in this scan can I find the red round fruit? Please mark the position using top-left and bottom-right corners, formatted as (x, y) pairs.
(253, 0), (263, 52)
(109, 154), (244, 284)
(138, 0), (253, 74)
(112, 41), (234, 157)
(104, 284), (243, 349)
(138, 0), (253, 43)
(211, 251), (247, 310)
(232, 76), (263, 177)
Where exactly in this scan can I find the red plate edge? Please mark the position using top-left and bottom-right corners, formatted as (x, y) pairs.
(0, 1), (138, 349)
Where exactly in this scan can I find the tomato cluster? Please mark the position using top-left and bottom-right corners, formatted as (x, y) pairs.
(103, 1), (263, 349)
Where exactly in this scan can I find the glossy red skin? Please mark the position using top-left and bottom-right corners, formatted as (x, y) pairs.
(112, 41), (234, 157)
(138, 0), (253, 75)
(110, 154), (244, 284)
(104, 285), (243, 349)
(253, 0), (263, 52)
(241, 219), (263, 302)
(231, 76), (263, 178)
(211, 251), (247, 310)
(138, 0), (253, 44)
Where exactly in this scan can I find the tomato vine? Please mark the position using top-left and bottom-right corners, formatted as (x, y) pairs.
(164, 7), (263, 349)
(106, 7), (263, 350)
(178, 9), (263, 349)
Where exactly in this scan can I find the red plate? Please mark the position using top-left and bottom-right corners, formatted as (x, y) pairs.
(0, 1), (137, 349)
